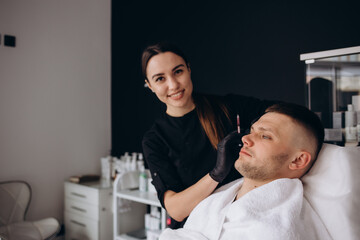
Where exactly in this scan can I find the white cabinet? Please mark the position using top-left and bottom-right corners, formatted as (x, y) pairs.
(113, 173), (166, 240)
(64, 181), (113, 240)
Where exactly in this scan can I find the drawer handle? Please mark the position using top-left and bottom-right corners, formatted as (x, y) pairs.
(71, 206), (87, 213)
(70, 192), (87, 198)
(70, 220), (86, 227)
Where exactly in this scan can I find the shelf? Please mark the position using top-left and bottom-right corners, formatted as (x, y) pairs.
(113, 174), (166, 239)
(116, 189), (161, 207)
(307, 60), (360, 68)
(300, 46), (360, 61)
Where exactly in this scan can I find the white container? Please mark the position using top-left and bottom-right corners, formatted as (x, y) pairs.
(332, 112), (343, 129)
(353, 95), (360, 111)
(145, 213), (151, 230)
(345, 104), (357, 144)
(139, 163), (148, 192)
(357, 112), (360, 143)
(324, 128), (343, 142)
(101, 156), (111, 181)
(148, 178), (157, 194)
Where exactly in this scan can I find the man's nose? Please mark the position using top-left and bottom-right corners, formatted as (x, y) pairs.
(242, 134), (253, 147)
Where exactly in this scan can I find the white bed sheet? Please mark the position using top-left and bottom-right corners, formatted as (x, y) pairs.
(302, 143), (360, 240)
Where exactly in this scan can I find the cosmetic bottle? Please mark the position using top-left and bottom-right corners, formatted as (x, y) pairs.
(353, 96), (360, 144)
(324, 112), (344, 143)
(138, 161), (148, 192)
(111, 157), (118, 180)
(125, 154), (131, 172)
(345, 104), (358, 146)
(357, 111), (360, 144)
(101, 156), (111, 181)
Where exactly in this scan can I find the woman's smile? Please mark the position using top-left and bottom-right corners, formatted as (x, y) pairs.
(167, 90), (185, 100)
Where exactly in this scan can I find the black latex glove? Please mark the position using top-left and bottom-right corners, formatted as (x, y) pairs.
(209, 131), (243, 183)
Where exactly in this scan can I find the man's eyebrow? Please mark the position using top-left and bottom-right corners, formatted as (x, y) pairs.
(151, 64), (185, 80)
(251, 125), (278, 135)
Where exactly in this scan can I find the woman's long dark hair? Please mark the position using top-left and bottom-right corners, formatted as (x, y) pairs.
(141, 42), (232, 149)
(193, 94), (232, 149)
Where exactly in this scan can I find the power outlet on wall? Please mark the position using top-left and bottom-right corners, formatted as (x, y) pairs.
(4, 35), (16, 47)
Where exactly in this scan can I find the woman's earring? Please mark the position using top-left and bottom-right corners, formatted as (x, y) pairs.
(144, 82), (154, 92)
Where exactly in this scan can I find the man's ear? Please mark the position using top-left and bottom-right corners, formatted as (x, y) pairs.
(289, 151), (312, 170)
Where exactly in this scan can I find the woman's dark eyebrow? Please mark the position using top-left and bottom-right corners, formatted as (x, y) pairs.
(152, 72), (164, 80)
(151, 64), (185, 80)
(172, 64), (185, 71)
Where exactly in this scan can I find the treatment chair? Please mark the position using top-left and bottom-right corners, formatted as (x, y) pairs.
(302, 143), (360, 240)
(0, 180), (60, 240)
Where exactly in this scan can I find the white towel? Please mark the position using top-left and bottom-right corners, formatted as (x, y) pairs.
(160, 228), (209, 240)
(160, 178), (331, 240)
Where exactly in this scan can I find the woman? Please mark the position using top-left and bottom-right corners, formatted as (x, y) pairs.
(141, 42), (275, 228)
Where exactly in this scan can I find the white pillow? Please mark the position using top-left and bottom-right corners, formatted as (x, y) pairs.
(302, 143), (360, 240)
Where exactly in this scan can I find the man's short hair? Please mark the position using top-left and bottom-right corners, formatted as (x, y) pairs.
(265, 102), (324, 167)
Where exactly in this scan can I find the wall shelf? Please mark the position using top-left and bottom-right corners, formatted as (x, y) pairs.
(300, 46), (360, 146)
(113, 173), (166, 240)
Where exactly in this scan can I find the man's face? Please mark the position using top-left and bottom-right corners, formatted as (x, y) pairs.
(234, 112), (299, 181)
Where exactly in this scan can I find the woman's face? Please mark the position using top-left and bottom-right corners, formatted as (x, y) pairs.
(146, 51), (194, 116)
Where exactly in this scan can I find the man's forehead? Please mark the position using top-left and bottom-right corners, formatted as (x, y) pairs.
(253, 113), (294, 133)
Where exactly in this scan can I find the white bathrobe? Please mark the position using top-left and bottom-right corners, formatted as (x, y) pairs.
(160, 178), (331, 240)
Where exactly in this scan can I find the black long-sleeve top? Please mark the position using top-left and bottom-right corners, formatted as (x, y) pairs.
(142, 94), (276, 229)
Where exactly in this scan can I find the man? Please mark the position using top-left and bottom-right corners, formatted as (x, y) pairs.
(160, 103), (331, 240)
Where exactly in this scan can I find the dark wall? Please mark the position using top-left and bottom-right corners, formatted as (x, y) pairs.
(111, 0), (360, 155)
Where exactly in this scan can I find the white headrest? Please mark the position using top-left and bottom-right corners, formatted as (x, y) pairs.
(302, 143), (360, 240)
